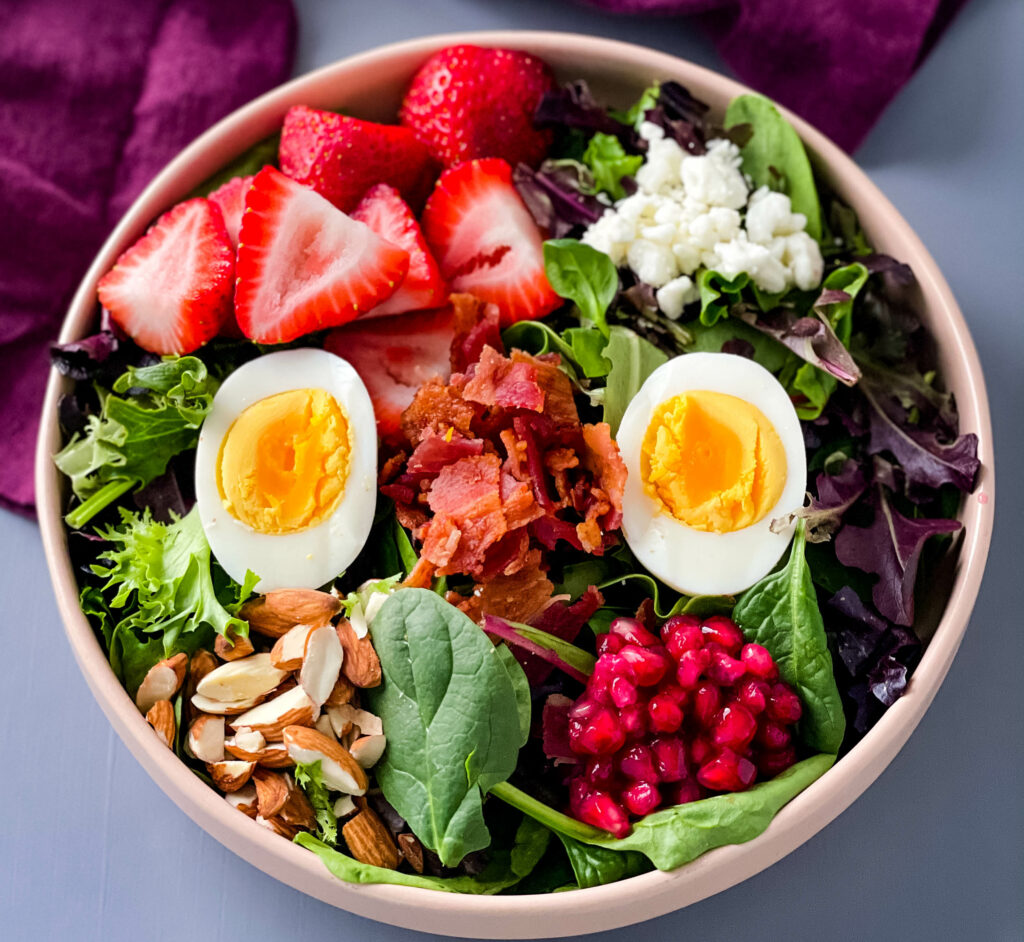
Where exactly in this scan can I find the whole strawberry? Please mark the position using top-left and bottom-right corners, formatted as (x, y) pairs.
(400, 45), (555, 169)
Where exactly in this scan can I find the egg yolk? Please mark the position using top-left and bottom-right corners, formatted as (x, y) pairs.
(217, 388), (351, 534)
(641, 390), (786, 533)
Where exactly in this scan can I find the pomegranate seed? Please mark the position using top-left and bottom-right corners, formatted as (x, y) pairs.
(610, 617), (660, 648)
(651, 736), (687, 782)
(596, 633), (625, 656)
(767, 684), (803, 724)
(610, 675), (638, 708)
(672, 779), (702, 804)
(740, 643), (777, 679)
(707, 646), (747, 685)
(622, 781), (661, 816)
(584, 756), (614, 785)
(661, 615), (703, 659)
(755, 720), (792, 750)
(571, 706), (626, 755)
(701, 615), (744, 654)
(618, 702), (648, 739)
(619, 644), (671, 687)
(568, 697), (600, 721)
(569, 777), (590, 811)
(689, 735), (714, 767)
(618, 743), (658, 781)
(693, 683), (721, 727)
(676, 647), (711, 688)
(656, 682), (688, 706)
(756, 745), (798, 778)
(589, 654), (629, 703)
(711, 704), (757, 750)
(697, 749), (757, 791)
(734, 678), (769, 714)
(648, 693), (684, 733)
(578, 790), (630, 838)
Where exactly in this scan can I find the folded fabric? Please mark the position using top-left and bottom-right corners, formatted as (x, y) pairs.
(580, 0), (968, 151)
(0, 0), (295, 514)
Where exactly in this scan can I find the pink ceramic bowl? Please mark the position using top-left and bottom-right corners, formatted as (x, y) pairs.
(35, 31), (995, 938)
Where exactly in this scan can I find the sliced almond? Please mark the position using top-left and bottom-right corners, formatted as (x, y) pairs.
(270, 623), (315, 671)
(300, 624), (344, 709)
(314, 714), (336, 740)
(224, 735), (290, 767)
(136, 653), (188, 714)
(252, 768), (290, 817)
(215, 627), (255, 662)
(324, 676), (355, 707)
(196, 653), (288, 703)
(145, 699), (176, 748)
(349, 734), (386, 769)
(256, 814), (299, 839)
(187, 714), (225, 763)
(333, 795), (356, 819)
(230, 685), (317, 741)
(207, 759), (255, 793)
(282, 726), (368, 795)
(336, 620), (382, 688)
(190, 692), (263, 716)
(278, 778), (316, 830)
(241, 589), (340, 639)
(225, 784), (258, 819)
(397, 833), (424, 874)
(188, 649), (219, 695)
(327, 704), (383, 738)
(233, 727), (265, 753)
(343, 808), (400, 870)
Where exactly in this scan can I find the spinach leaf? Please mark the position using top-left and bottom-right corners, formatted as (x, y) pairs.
(494, 643), (533, 743)
(493, 753), (833, 870)
(724, 93), (822, 241)
(543, 239), (618, 338)
(56, 356), (218, 528)
(733, 522), (846, 754)
(582, 132), (643, 200)
(790, 263), (869, 419)
(294, 761), (338, 844)
(563, 326), (612, 378)
(557, 834), (651, 888)
(600, 325), (668, 435)
(509, 817), (553, 878)
(366, 589), (529, 866)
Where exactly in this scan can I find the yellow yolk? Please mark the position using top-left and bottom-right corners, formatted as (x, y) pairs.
(641, 390), (786, 533)
(216, 388), (351, 534)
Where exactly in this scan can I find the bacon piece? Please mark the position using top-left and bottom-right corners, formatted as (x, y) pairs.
(580, 422), (627, 529)
(500, 471), (543, 531)
(450, 293), (504, 372)
(455, 549), (553, 624)
(462, 345), (545, 412)
(401, 377), (477, 445)
(531, 514), (584, 551)
(403, 557), (436, 589)
(407, 429), (485, 474)
(479, 528), (531, 581)
(511, 349), (579, 427)
(576, 518), (603, 554)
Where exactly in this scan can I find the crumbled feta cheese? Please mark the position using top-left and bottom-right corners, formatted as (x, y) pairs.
(745, 186), (807, 243)
(655, 275), (699, 320)
(638, 121), (665, 143)
(715, 235), (788, 295)
(635, 136), (685, 195)
(627, 239), (678, 288)
(680, 141), (748, 210)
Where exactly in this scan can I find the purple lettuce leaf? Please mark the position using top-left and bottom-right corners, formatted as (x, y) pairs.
(51, 330), (122, 382)
(541, 694), (576, 763)
(513, 160), (606, 238)
(856, 253), (915, 285)
(834, 486), (961, 626)
(642, 105), (705, 155)
(735, 304), (861, 386)
(481, 611), (597, 686)
(861, 383), (979, 495)
(775, 458), (867, 543)
(534, 80), (641, 150)
(521, 586), (604, 685)
(826, 586), (890, 677)
(859, 359), (959, 438)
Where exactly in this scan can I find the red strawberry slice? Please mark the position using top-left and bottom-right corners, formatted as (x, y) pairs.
(421, 159), (561, 326)
(351, 183), (447, 318)
(97, 197), (234, 355)
(234, 167), (409, 344)
(400, 44), (555, 168)
(279, 105), (436, 213)
(207, 174), (254, 249)
(325, 307), (454, 440)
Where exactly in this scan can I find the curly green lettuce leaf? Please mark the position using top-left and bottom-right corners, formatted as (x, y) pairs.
(294, 761), (338, 844)
(582, 132), (643, 200)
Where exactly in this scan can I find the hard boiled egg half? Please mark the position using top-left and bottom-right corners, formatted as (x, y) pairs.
(617, 352), (806, 597)
(195, 349), (377, 591)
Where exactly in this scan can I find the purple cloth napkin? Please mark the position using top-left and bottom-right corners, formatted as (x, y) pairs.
(582, 0), (967, 151)
(0, 0), (295, 514)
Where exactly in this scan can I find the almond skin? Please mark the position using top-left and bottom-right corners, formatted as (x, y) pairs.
(215, 627), (255, 661)
(343, 808), (401, 870)
(336, 619), (382, 688)
(145, 700), (176, 749)
(230, 685), (317, 741)
(207, 760), (256, 793)
(270, 623), (315, 672)
(252, 768), (291, 817)
(241, 589), (340, 639)
(224, 738), (294, 769)
(397, 833), (425, 874)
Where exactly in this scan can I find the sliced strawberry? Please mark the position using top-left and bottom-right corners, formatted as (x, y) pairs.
(207, 174), (254, 249)
(400, 45), (555, 168)
(97, 197), (234, 355)
(234, 167), (409, 344)
(325, 307), (454, 440)
(351, 183), (447, 318)
(279, 106), (436, 213)
(421, 159), (561, 326)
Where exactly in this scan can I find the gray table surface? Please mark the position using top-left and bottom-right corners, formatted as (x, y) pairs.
(2, 1), (1022, 939)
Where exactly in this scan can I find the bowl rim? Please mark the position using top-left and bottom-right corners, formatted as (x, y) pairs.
(34, 29), (995, 939)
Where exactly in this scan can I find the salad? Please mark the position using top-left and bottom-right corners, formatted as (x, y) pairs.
(51, 44), (980, 894)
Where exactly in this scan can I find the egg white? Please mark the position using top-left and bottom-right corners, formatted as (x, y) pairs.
(195, 348), (378, 592)
(617, 351), (806, 597)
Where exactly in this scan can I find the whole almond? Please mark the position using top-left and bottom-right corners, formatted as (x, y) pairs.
(145, 699), (176, 749)
(336, 620), (381, 688)
(136, 653), (187, 714)
(241, 589), (340, 639)
(207, 759), (256, 793)
(215, 627), (255, 662)
(343, 808), (401, 870)
(397, 833), (424, 874)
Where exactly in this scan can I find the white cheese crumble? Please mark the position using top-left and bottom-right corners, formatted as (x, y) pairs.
(581, 121), (823, 316)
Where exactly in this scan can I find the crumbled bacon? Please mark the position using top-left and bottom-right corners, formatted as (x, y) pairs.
(452, 549), (554, 624)
(462, 345), (545, 412)
(402, 378), (478, 445)
(450, 293), (504, 372)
